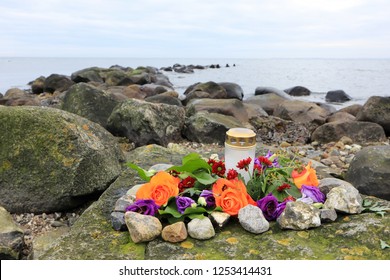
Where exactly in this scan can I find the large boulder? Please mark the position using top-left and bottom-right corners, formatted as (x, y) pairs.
(30, 76), (46, 94)
(325, 90), (352, 103)
(107, 99), (185, 147)
(70, 67), (104, 84)
(345, 146), (390, 200)
(61, 83), (119, 128)
(356, 96), (390, 135)
(311, 121), (386, 144)
(339, 104), (363, 117)
(244, 93), (288, 115)
(186, 98), (250, 123)
(39, 145), (390, 260)
(183, 112), (243, 144)
(273, 100), (330, 130)
(43, 74), (75, 93)
(183, 82), (227, 104)
(0, 106), (124, 213)
(218, 82), (244, 100)
(0, 206), (25, 259)
(284, 86), (311, 96)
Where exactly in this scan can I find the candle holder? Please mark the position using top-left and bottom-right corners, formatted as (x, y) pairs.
(224, 128), (256, 183)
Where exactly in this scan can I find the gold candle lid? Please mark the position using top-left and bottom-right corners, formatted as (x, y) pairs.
(225, 128), (256, 148)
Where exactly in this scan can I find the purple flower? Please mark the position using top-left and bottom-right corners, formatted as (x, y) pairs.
(257, 193), (279, 221)
(199, 190), (216, 208)
(125, 199), (159, 216)
(300, 185), (325, 203)
(265, 150), (280, 168)
(275, 201), (288, 219)
(176, 196), (196, 214)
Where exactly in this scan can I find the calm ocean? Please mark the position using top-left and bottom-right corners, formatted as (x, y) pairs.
(1, 57), (390, 108)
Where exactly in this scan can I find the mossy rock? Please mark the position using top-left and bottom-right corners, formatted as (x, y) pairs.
(39, 145), (390, 260)
(0, 106), (124, 213)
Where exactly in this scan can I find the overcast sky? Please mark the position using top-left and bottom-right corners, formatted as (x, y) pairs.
(1, 0), (390, 58)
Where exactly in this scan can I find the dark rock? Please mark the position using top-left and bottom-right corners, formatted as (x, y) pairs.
(249, 115), (310, 145)
(339, 104), (363, 117)
(0, 206), (25, 259)
(0, 106), (124, 213)
(325, 90), (352, 103)
(218, 82), (244, 100)
(345, 145), (390, 200)
(43, 74), (74, 93)
(244, 93), (289, 115)
(183, 81), (227, 104)
(111, 211), (127, 231)
(326, 112), (356, 123)
(107, 98), (185, 147)
(356, 96), (390, 135)
(284, 86), (311, 96)
(145, 95), (182, 106)
(31, 76), (45, 94)
(61, 83), (119, 128)
(311, 121), (386, 144)
(71, 67), (104, 83)
(254, 86), (292, 100)
(183, 112), (243, 144)
(105, 70), (134, 86)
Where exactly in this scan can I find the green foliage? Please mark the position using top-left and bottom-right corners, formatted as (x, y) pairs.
(362, 199), (390, 217)
(126, 163), (155, 182)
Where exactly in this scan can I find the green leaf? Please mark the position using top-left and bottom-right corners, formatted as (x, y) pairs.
(188, 213), (206, 220)
(191, 170), (217, 185)
(363, 199), (373, 207)
(158, 205), (182, 218)
(183, 206), (208, 215)
(182, 153), (204, 165)
(126, 163), (155, 182)
(376, 211), (386, 218)
(380, 240), (390, 250)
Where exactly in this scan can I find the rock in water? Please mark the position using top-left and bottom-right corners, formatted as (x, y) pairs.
(325, 90), (352, 103)
(0, 206), (25, 259)
(161, 222), (188, 243)
(125, 211), (162, 243)
(345, 146), (390, 201)
(277, 201), (321, 230)
(0, 106), (124, 213)
(238, 205), (269, 234)
(187, 217), (215, 240)
(324, 187), (363, 214)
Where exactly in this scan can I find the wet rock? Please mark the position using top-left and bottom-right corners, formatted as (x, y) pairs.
(324, 187), (363, 214)
(44, 74), (74, 93)
(107, 98), (185, 147)
(30, 76), (46, 94)
(70, 67), (104, 83)
(218, 82), (244, 100)
(183, 81), (227, 104)
(145, 94), (182, 106)
(277, 201), (321, 230)
(284, 86), (311, 96)
(161, 222), (188, 243)
(345, 145), (390, 200)
(238, 205), (269, 234)
(0, 206), (25, 259)
(125, 211), (162, 243)
(325, 90), (352, 103)
(187, 217), (215, 240)
(244, 93), (289, 115)
(254, 86), (292, 100)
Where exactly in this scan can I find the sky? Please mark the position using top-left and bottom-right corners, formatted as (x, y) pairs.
(1, 0), (390, 58)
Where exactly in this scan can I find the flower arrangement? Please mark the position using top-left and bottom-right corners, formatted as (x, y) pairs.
(126, 150), (324, 224)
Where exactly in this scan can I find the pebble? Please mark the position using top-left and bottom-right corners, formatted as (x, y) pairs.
(125, 211), (162, 243)
(187, 217), (215, 240)
(324, 187), (363, 214)
(277, 201), (321, 230)
(238, 205), (269, 234)
(161, 222), (188, 243)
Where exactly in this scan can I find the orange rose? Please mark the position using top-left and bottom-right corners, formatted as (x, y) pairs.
(292, 161), (319, 189)
(136, 171), (180, 206)
(212, 178), (255, 216)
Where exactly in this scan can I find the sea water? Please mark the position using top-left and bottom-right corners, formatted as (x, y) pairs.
(1, 57), (390, 108)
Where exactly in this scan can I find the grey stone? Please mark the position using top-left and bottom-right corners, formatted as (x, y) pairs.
(114, 194), (136, 212)
(356, 96), (390, 134)
(238, 205), (269, 234)
(111, 211), (126, 231)
(318, 178), (358, 196)
(345, 145), (390, 200)
(187, 217), (215, 240)
(320, 208), (338, 223)
(125, 211), (162, 243)
(277, 201), (321, 230)
(324, 187), (363, 214)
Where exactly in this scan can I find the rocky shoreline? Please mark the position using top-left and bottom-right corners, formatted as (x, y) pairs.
(1, 64), (389, 260)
